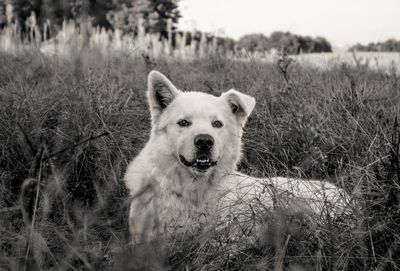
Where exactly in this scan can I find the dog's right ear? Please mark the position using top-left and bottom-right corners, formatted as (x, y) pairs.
(147, 70), (180, 120)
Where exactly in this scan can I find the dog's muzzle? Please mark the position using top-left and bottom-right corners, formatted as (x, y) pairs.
(179, 154), (217, 173)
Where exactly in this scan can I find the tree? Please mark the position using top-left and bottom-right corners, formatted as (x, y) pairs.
(237, 33), (269, 52)
(349, 39), (400, 53)
(313, 36), (332, 53)
(133, 0), (180, 38)
(297, 36), (315, 53)
(237, 31), (333, 54)
(269, 31), (300, 54)
(88, 0), (115, 28)
(381, 39), (400, 52)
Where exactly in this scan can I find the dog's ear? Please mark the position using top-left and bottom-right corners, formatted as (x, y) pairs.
(221, 89), (256, 126)
(147, 70), (180, 119)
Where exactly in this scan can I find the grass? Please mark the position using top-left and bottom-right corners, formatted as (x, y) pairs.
(2, 17), (400, 73)
(293, 51), (400, 74)
(0, 47), (400, 270)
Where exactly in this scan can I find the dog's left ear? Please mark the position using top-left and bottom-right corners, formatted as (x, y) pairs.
(147, 70), (181, 121)
(221, 89), (256, 126)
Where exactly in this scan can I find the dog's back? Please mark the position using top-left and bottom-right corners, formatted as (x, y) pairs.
(217, 173), (350, 219)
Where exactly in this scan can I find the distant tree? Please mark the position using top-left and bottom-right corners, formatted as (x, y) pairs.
(237, 31), (332, 54)
(221, 37), (235, 52)
(106, 0), (180, 37)
(313, 36), (332, 53)
(297, 36), (315, 53)
(269, 31), (287, 49)
(88, 0), (115, 28)
(350, 43), (365, 51)
(2, 0), (181, 38)
(132, 0), (180, 38)
(349, 39), (400, 52)
(281, 34), (300, 54)
(1, 0), (86, 31)
(269, 31), (300, 54)
(381, 39), (400, 52)
(106, 1), (137, 34)
(237, 33), (269, 52)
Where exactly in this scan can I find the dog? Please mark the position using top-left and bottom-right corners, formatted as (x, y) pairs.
(124, 71), (349, 244)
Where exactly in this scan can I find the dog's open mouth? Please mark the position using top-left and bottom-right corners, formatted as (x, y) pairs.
(179, 154), (217, 173)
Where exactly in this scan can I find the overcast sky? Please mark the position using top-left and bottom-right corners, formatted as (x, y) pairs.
(178, 0), (400, 47)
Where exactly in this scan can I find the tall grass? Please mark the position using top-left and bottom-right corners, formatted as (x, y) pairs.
(0, 38), (400, 269)
(2, 12), (400, 78)
(0, 16), (234, 60)
(2, 13), (399, 75)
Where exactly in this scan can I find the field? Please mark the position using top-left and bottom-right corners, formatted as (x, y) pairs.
(1, 45), (400, 270)
(294, 51), (400, 73)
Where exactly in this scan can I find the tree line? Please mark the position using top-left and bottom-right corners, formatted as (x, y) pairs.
(0, 0), (334, 54)
(349, 39), (400, 52)
(0, 0), (181, 37)
(236, 32), (333, 54)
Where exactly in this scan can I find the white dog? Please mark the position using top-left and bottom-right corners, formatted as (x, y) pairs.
(124, 71), (349, 243)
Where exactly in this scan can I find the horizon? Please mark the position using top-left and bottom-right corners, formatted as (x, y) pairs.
(178, 0), (400, 47)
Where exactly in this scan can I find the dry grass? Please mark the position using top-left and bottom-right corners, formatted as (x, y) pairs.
(2, 18), (399, 74)
(0, 46), (400, 270)
(0, 19), (230, 60)
(293, 51), (400, 74)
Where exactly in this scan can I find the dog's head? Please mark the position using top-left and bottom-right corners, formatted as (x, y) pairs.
(147, 70), (255, 176)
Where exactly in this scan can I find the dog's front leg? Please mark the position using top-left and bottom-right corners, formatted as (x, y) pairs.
(129, 183), (161, 244)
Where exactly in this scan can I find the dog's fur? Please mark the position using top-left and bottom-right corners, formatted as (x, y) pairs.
(124, 71), (348, 243)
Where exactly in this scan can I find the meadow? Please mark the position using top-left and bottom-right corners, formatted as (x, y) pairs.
(1, 25), (400, 270)
(294, 51), (400, 74)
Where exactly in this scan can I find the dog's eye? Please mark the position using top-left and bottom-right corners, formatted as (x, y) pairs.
(177, 119), (191, 127)
(212, 120), (224, 128)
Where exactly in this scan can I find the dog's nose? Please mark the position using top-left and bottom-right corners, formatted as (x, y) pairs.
(194, 134), (214, 151)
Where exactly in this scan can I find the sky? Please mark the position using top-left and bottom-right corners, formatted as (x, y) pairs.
(178, 0), (400, 47)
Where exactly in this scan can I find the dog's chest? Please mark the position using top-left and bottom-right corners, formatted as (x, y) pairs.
(152, 168), (220, 233)
(157, 184), (216, 234)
